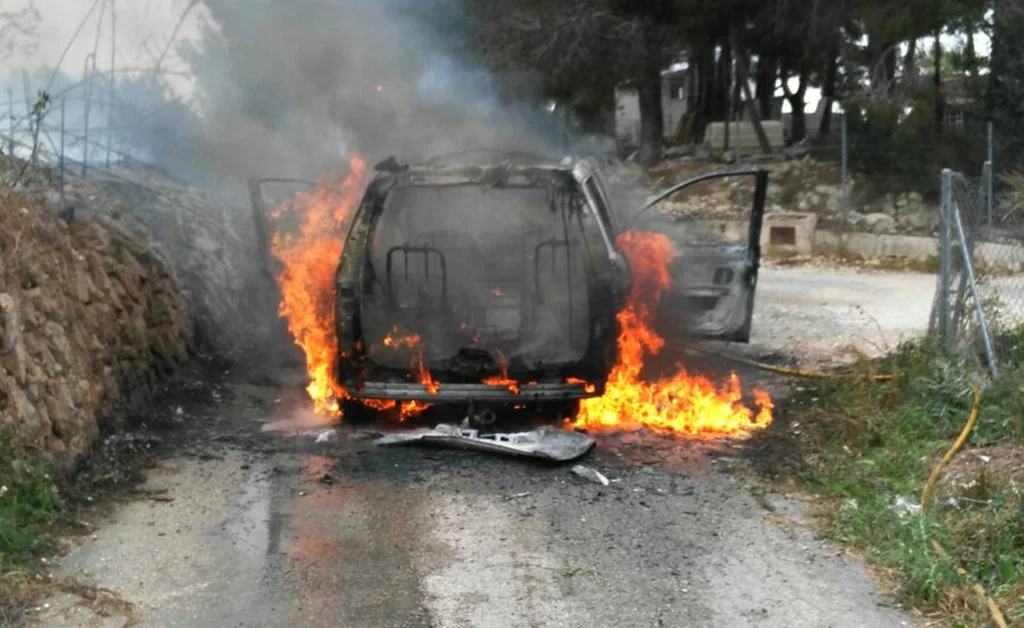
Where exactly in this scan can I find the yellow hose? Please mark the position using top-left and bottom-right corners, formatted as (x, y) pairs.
(684, 347), (893, 382)
(930, 539), (1008, 628)
(919, 387), (1005, 627)
(920, 385), (981, 511)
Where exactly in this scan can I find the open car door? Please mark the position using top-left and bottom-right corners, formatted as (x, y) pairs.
(627, 170), (768, 343)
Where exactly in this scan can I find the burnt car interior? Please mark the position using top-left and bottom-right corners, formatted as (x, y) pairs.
(362, 181), (593, 378)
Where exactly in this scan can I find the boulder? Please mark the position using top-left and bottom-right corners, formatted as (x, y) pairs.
(861, 212), (898, 234)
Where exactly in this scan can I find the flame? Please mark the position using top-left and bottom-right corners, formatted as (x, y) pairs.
(573, 231), (773, 439)
(413, 349), (440, 395)
(271, 157), (367, 415)
(383, 325), (422, 349)
(400, 400), (432, 419)
(482, 349), (520, 394)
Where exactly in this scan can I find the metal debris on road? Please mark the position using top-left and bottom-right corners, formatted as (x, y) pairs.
(571, 465), (610, 486)
(375, 424), (594, 462)
(314, 429), (337, 443)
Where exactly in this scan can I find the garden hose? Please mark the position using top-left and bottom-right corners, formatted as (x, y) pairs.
(920, 385), (981, 511)
(684, 347), (893, 382)
(917, 387), (1005, 628)
(929, 539), (1007, 628)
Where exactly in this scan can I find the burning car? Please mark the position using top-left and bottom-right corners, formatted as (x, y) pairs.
(250, 151), (770, 430)
(332, 151), (629, 421)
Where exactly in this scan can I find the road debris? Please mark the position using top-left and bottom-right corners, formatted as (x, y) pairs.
(375, 424), (594, 462)
(571, 465), (610, 486)
(314, 429), (337, 443)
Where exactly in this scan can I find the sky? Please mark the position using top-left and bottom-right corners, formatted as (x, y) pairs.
(0, 0), (206, 99)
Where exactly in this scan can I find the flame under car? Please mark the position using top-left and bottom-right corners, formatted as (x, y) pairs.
(332, 154), (629, 418)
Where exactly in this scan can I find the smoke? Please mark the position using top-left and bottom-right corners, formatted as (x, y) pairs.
(126, 0), (570, 184)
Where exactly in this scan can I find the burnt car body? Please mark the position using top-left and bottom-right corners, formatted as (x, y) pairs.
(334, 153), (628, 412)
(249, 152), (768, 419)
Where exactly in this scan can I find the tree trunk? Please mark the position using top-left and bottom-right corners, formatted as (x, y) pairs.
(818, 48), (838, 137)
(711, 39), (731, 121)
(903, 38), (917, 88)
(755, 54), (776, 119)
(965, 28), (978, 78)
(694, 42), (715, 143)
(732, 31), (772, 154)
(867, 29), (897, 95)
(934, 30), (944, 133)
(636, 30), (664, 167)
(782, 65), (808, 144)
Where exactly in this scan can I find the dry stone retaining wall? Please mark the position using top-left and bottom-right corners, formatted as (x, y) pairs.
(0, 187), (191, 461)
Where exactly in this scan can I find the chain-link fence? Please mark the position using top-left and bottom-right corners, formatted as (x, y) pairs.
(929, 166), (1024, 376)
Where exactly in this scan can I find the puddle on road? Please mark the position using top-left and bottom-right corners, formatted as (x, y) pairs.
(223, 463), (273, 561)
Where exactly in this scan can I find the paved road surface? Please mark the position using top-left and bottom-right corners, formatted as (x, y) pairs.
(33, 266), (929, 628)
(749, 265), (936, 367)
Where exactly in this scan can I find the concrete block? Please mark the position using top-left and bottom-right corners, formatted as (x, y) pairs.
(763, 212), (817, 256)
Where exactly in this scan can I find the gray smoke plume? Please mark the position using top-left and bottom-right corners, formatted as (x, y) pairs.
(146, 0), (566, 183)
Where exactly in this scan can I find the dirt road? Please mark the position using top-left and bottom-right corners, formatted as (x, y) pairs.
(32, 266), (934, 628)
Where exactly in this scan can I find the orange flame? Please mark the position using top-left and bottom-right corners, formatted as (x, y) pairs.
(271, 157), (367, 415)
(574, 231), (772, 439)
(383, 325), (422, 349)
(482, 349), (520, 394)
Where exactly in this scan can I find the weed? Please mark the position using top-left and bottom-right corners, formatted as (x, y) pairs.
(0, 439), (63, 567)
(780, 339), (1024, 624)
(0, 436), (65, 620)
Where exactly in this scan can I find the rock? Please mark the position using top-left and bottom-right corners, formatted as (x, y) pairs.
(898, 207), (940, 232)
(882, 194), (897, 216)
(571, 465), (610, 486)
(861, 212), (898, 234)
(0, 293), (27, 384)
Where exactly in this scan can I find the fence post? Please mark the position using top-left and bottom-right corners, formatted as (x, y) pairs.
(6, 88), (13, 155)
(82, 53), (96, 176)
(987, 120), (994, 230)
(59, 98), (66, 197)
(940, 169), (953, 347)
(107, 0), (116, 169)
(951, 201), (999, 377)
(840, 114), (848, 220)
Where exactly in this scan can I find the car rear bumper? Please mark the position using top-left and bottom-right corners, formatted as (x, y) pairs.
(347, 381), (598, 403)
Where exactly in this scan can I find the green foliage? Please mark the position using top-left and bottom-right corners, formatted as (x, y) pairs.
(0, 438), (63, 569)
(790, 339), (1024, 622)
(844, 98), (988, 194)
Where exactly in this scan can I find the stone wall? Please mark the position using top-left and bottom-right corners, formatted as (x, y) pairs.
(648, 156), (940, 237)
(57, 167), (277, 354)
(0, 185), (191, 461)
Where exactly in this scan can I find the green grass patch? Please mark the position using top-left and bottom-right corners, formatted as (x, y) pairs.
(787, 341), (1024, 624)
(0, 436), (65, 620)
